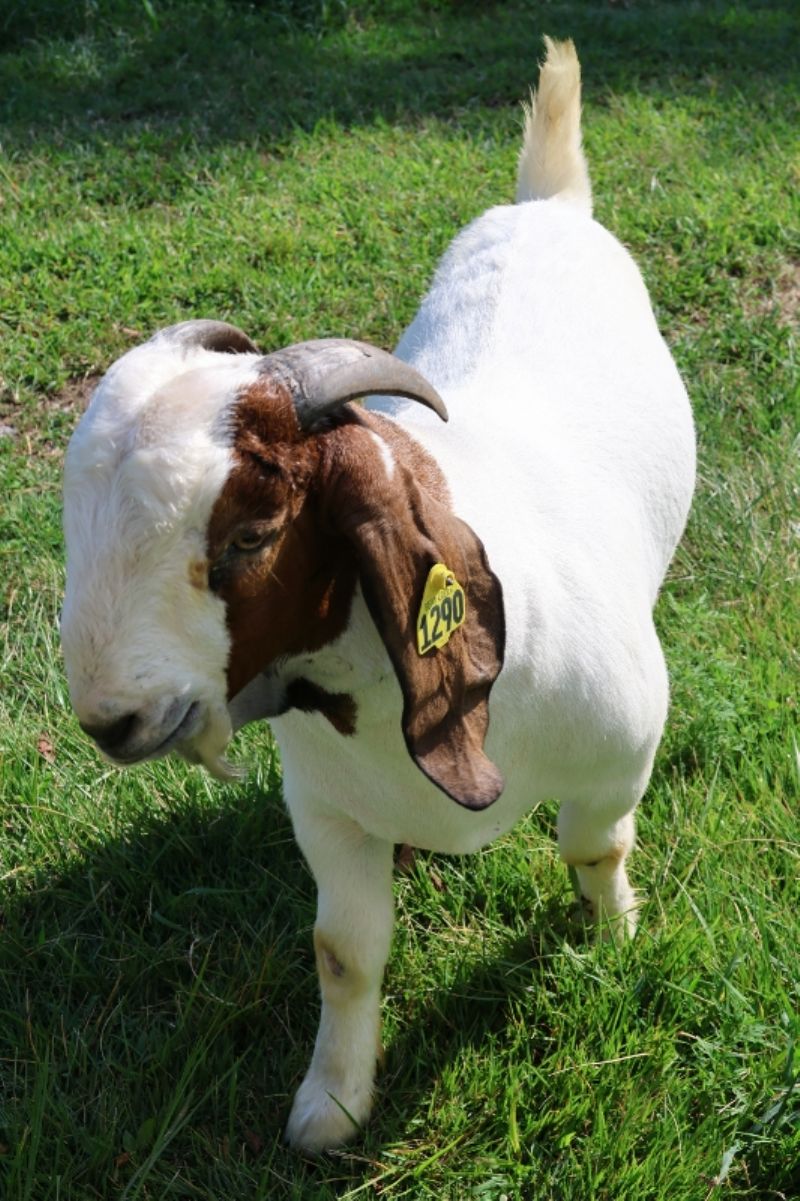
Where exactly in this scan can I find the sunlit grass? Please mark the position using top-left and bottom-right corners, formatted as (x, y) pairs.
(1, 2), (798, 1197)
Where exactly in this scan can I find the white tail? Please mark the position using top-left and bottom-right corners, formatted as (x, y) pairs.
(516, 37), (592, 214)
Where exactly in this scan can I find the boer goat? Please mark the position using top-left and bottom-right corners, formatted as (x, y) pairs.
(61, 39), (695, 1152)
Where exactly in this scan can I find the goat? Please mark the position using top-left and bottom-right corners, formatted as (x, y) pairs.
(61, 38), (695, 1153)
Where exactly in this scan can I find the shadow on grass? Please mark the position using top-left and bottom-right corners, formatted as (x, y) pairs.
(1, 0), (797, 156)
(0, 757), (796, 1197)
(0, 753), (578, 1196)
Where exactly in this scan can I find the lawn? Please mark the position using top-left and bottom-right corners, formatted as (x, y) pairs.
(0, 1), (798, 1198)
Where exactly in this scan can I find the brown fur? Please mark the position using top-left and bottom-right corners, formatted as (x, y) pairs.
(207, 378), (358, 698)
(207, 378), (506, 811)
(188, 559), (209, 590)
(314, 931), (346, 980)
(285, 679), (358, 736)
(315, 412), (506, 810)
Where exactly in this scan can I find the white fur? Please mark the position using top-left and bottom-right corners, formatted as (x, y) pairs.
(367, 429), (396, 480)
(281, 41), (692, 1149)
(62, 40), (695, 1154)
(62, 341), (262, 775)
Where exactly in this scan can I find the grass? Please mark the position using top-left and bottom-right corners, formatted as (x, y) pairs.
(1, 1), (798, 1197)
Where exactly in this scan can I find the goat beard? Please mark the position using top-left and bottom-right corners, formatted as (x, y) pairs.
(177, 700), (243, 781)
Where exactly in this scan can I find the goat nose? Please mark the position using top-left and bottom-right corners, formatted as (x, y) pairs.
(78, 712), (138, 754)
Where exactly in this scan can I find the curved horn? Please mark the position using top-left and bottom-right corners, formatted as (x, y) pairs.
(152, 319), (259, 356)
(258, 338), (448, 427)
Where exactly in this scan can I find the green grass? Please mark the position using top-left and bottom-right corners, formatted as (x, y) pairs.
(1, 1), (798, 1197)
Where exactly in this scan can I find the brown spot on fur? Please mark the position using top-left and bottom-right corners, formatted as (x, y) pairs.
(324, 949), (345, 978)
(286, 678), (357, 736)
(313, 930), (346, 981)
(188, 559), (208, 590)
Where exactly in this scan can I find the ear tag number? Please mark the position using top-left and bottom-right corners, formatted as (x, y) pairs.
(416, 562), (466, 656)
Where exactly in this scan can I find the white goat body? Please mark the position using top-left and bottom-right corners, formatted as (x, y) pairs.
(61, 39), (695, 1153)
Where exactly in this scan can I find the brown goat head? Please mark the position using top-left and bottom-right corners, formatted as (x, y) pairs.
(207, 341), (506, 810)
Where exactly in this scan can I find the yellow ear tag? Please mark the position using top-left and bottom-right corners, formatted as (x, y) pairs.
(417, 562), (466, 655)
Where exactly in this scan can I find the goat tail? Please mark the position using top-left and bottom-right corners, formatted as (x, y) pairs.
(515, 36), (592, 214)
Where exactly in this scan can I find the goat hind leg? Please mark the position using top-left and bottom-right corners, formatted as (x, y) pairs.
(557, 801), (638, 939)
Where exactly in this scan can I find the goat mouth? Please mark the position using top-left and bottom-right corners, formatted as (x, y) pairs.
(108, 700), (203, 766)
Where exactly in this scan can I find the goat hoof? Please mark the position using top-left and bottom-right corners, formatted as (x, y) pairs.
(589, 899), (639, 943)
(569, 894), (638, 942)
(286, 1075), (371, 1154)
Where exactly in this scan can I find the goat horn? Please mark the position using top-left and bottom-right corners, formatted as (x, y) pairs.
(258, 339), (448, 426)
(152, 320), (259, 355)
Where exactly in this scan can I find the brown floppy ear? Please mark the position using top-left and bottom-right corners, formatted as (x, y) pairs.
(320, 417), (506, 810)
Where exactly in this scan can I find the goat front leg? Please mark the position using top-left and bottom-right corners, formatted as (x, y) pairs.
(558, 801), (638, 940)
(286, 812), (394, 1154)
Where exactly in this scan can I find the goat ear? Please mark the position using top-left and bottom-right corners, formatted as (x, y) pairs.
(323, 423), (506, 810)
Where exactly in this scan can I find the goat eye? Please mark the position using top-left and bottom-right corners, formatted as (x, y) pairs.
(232, 527), (273, 553)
